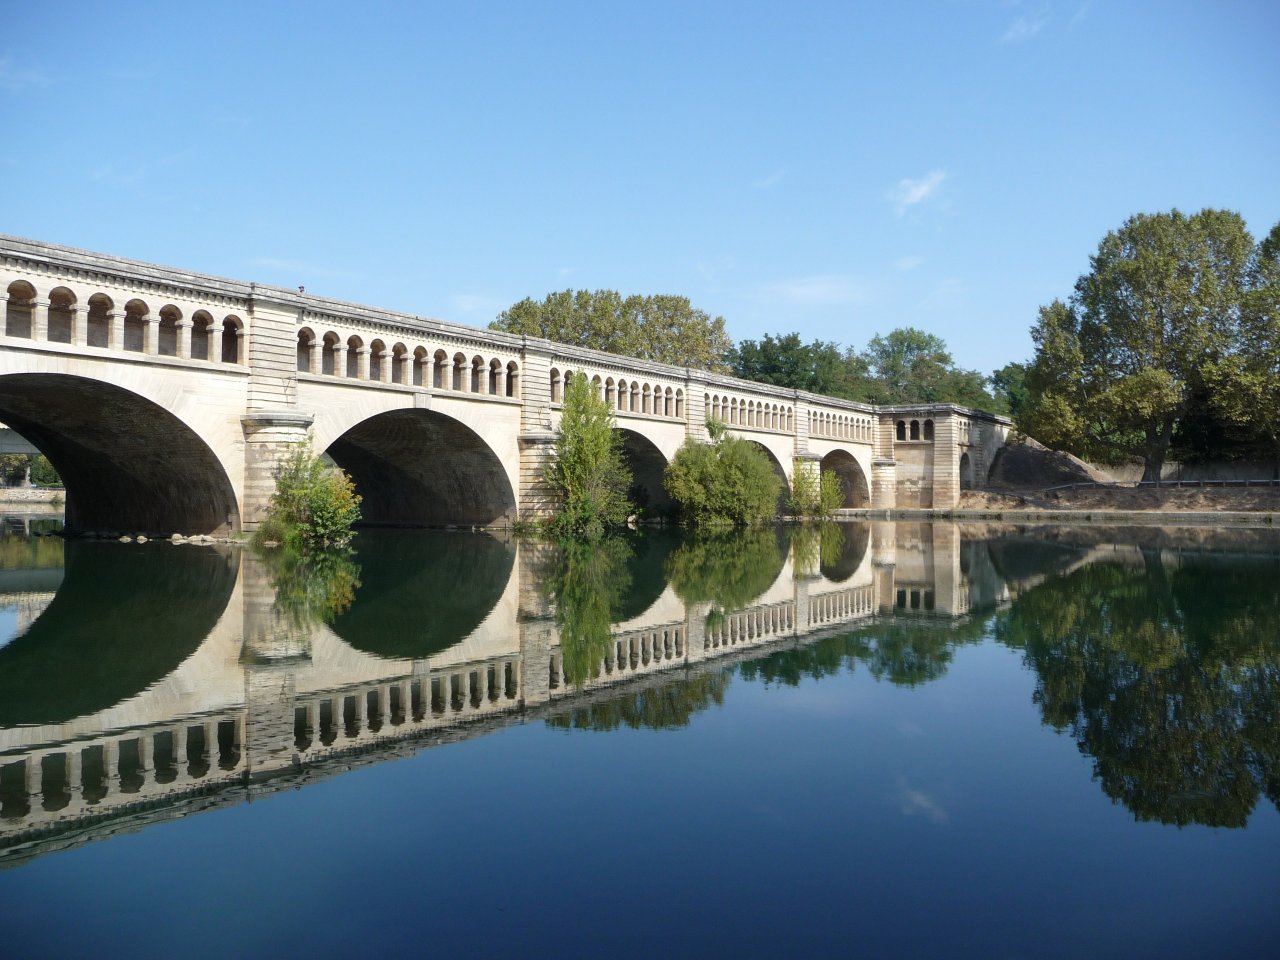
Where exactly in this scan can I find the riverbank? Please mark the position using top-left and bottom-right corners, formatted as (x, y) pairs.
(841, 485), (1280, 527)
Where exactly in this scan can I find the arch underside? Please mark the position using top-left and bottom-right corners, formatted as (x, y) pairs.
(748, 441), (790, 513)
(327, 409), (516, 526)
(821, 450), (871, 509)
(617, 429), (674, 516)
(0, 374), (239, 535)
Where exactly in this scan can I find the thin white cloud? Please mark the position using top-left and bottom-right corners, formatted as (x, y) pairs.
(695, 254), (737, 282)
(752, 169), (786, 190)
(1069, 0), (1093, 27)
(0, 56), (46, 92)
(898, 777), (949, 825)
(767, 274), (870, 306)
(557, 266), (577, 279)
(889, 170), (947, 216)
(1000, 3), (1050, 42)
(894, 256), (924, 273)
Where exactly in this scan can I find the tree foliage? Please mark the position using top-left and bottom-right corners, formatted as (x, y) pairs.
(664, 428), (782, 527)
(547, 372), (632, 540)
(256, 437), (362, 551)
(492, 289), (732, 371)
(1021, 209), (1261, 479)
(728, 327), (1001, 409)
(539, 537), (633, 687)
(788, 466), (844, 519)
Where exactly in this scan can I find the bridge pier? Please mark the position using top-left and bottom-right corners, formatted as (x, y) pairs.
(241, 411), (314, 532)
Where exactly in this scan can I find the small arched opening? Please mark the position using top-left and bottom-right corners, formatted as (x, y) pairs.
(346, 336), (364, 379)
(322, 332), (341, 375)
(4, 280), (35, 338)
(190, 311), (213, 360)
(87, 295), (113, 349)
(47, 287), (76, 344)
(505, 361), (519, 398)
(923, 418), (934, 441)
(157, 305), (181, 357)
(297, 328), (316, 372)
(960, 451), (975, 491)
(123, 299), (149, 353)
(910, 419), (920, 441)
(369, 340), (388, 382)
(222, 316), (243, 364)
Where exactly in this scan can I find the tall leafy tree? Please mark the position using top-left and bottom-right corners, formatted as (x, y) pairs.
(547, 372), (632, 540)
(862, 327), (998, 408)
(1022, 209), (1255, 480)
(492, 290), (732, 371)
(726, 332), (867, 397)
(1205, 221), (1280, 473)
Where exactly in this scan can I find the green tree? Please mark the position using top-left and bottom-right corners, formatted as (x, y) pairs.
(492, 290), (732, 371)
(727, 332), (868, 397)
(862, 327), (998, 408)
(664, 423), (782, 527)
(256, 437), (362, 550)
(547, 372), (632, 540)
(989, 361), (1029, 420)
(665, 527), (787, 611)
(1021, 209), (1256, 480)
(1204, 221), (1280, 473)
(539, 538), (633, 687)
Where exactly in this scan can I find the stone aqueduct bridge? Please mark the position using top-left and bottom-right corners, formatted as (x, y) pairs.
(0, 235), (1010, 534)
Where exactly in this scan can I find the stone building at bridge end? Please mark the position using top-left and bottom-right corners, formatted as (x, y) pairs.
(0, 235), (1011, 534)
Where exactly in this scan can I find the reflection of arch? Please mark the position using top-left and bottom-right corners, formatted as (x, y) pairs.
(818, 522), (871, 582)
(616, 428), (674, 515)
(0, 542), (237, 726)
(0, 374), (241, 534)
(326, 409), (516, 526)
(820, 449), (870, 508)
(330, 530), (514, 660)
(960, 451), (974, 490)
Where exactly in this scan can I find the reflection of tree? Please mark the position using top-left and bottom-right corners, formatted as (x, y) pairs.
(789, 523), (845, 580)
(996, 553), (1280, 827)
(740, 618), (988, 688)
(260, 547), (361, 629)
(541, 539), (633, 687)
(546, 673), (730, 731)
(0, 532), (64, 570)
(666, 527), (786, 611)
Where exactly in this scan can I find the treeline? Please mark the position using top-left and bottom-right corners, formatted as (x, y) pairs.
(490, 292), (1005, 412)
(0, 454), (61, 487)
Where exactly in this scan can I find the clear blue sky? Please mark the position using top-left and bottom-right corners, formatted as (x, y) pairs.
(3, 0), (1277, 373)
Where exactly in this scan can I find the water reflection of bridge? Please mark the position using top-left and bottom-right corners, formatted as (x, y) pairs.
(0, 522), (996, 866)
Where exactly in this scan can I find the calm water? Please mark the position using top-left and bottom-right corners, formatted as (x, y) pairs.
(0, 519), (1278, 958)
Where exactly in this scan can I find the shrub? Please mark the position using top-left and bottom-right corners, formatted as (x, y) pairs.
(664, 433), (782, 527)
(547, 373), (632, 540)
(256, 437), (362, 550)
(789, 465), (846, 519)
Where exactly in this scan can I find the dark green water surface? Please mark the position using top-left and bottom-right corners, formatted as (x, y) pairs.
(0, 521), (1277, 958)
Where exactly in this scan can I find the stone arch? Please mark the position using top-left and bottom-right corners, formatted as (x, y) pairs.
(675, 389), (684, 418)
(222, 315), (244, 364)
(616, 428), (674, 517)
(346, 335), (364, 378)
(87, 294), (113, 348)
(550, 367), (563, 402)
(896, 420), (906, 441)
(451, 352), (467, 391)
(157, 305), (181, 357)
(123, 298), (149, 352)
(190, 310), (214, 360)
(47, 286), (76, 344)
(413, 346), (428, 386)
(820, 449), (871, 508)
(324, 408), (517, 526)
(960, 451), (974, 490)
(910, 419), (920, 441)
(433, 349), (449, 389)
(923, 418), (934, 441)
(369, 339), (388, 382)
(0, 373), (240, 534)
(489, 358), (503, 395)
(747, 440), (790, 513)
(618, 379), (630, 412)
(392, 343), (408, 385)
(4, 280), (36, 338)
(505, 360), (519, 398)
(470, 355), (485, 393)
(297, 327), (316, 372)
(322, 331), (342, 375)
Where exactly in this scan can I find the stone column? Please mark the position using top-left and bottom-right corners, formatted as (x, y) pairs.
(356, 347), (370, 381)
(176, 319), (191, 359)
(31, 298), (49, 341)
(931, 412), (961, 509)
(142, 315), (156, 355)
(517, 341), (559, 519)
(108, 311), (125, 351)
(66, 748), (83, 803)
(241, 411), (315, 531)
(71, 304), (87, 346)
(307, 338), (320, 375)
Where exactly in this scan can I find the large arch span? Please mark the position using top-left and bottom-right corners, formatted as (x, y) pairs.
(0, 374), (240, 535)
(326, 409), (517, 526)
